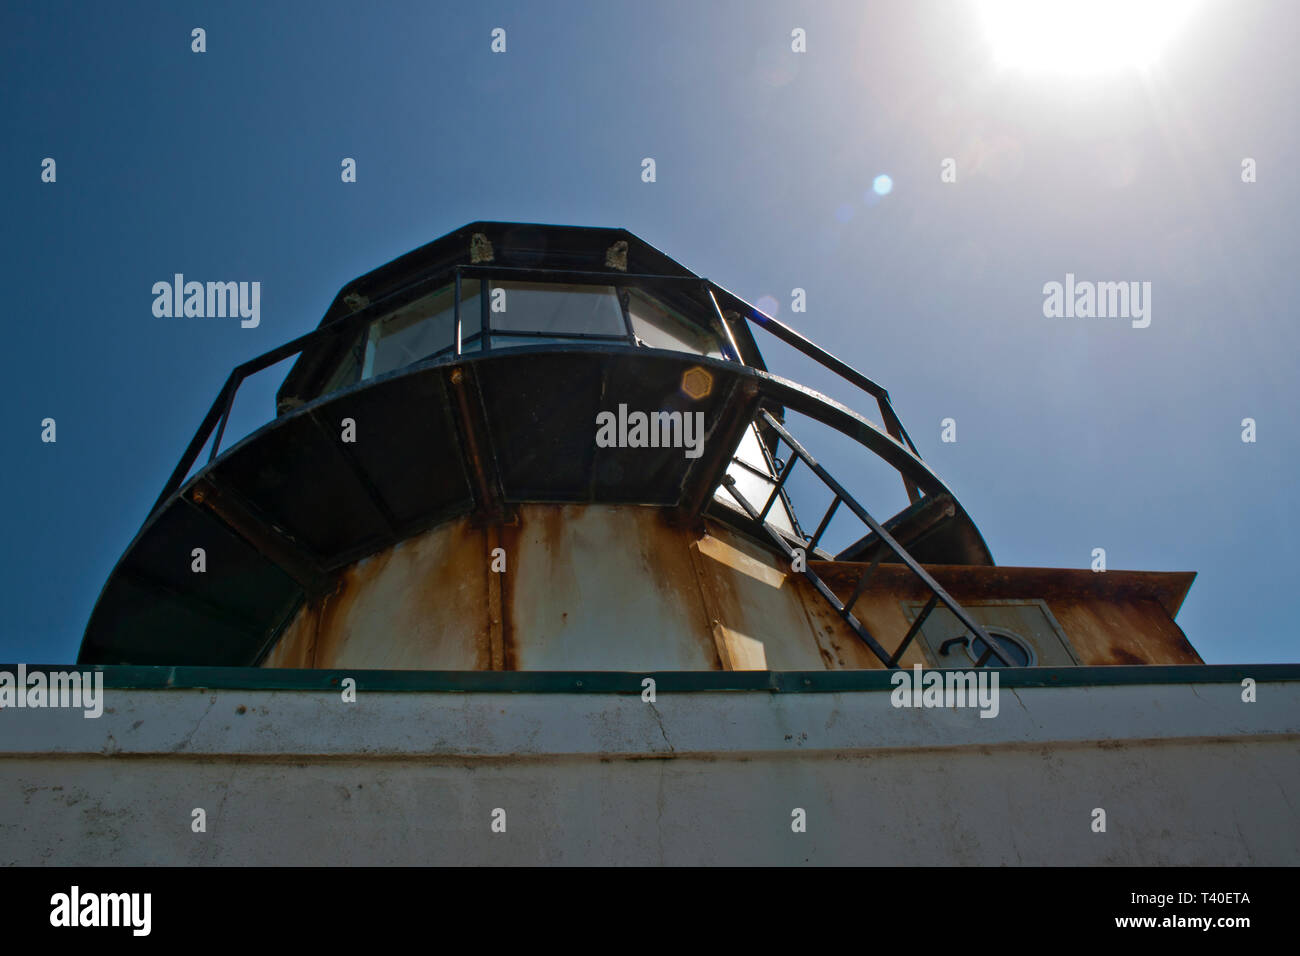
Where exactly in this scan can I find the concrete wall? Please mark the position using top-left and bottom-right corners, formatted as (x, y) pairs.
(3, 677), (1296, 865)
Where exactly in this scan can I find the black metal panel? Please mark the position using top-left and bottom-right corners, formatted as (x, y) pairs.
(81, 574), (266, 666)
(475, 348), (739, 504)
(475, 349), (606, 501)
(123, 500), (302, 626)
(312, 369), (473, 531)
(835, 493), (992, 566)
(590, 350), (734, 504)
(211, 403), (393, 560)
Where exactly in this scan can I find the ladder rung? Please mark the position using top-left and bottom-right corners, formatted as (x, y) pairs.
(888, 594), (938, 667)
(733, 416), (1000, 671)
(807, 496), (840, 553)
(842, 551), (883, 618)
(800, 567), (894, 666)
(759, 453), (799, 522)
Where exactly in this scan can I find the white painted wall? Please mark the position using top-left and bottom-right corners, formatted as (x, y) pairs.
(2, 680), (1296, 865)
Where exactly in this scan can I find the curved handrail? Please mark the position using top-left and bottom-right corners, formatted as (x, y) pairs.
(81, 344), (994, 666)
(151, 267), (930, 518)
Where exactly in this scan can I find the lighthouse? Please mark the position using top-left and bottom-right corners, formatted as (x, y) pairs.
(4, 222), (1291, 867)
(78, 222), (1203, 672)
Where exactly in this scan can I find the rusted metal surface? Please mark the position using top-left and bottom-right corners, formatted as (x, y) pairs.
(502, 505), (720, 670)
(689, 529), (840, 670)
(685, 539), (738, 670)
(494, 517), (522, 671)
(812, 563), (1195, 615)
(268, 519), (491, 669)
(1046, 597), (1202, 665)
(447, 365), (507, 523)
(811, 561), (1200, 666)
(485, 523), (508, 670)
(260, 601), (317, 668)
(259, 508), (1200, 672)
(262, 503), (867, 672)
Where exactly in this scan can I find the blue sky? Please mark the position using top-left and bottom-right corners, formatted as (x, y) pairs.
(2, 1), (1297, 664)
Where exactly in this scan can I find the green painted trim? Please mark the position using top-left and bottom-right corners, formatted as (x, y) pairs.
(4, 663), (1299, 693)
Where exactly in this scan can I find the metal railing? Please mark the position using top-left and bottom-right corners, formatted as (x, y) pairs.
(722, 409), (1011, 668)
(152, 265), (929, 522)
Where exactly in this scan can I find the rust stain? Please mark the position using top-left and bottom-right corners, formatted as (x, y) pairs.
(1049, 596), (1199, 667)
(311, 550), (387, 667)
(505, 504), (724, 670)
(260, 598), (319, 668)
(813, 561), (1202, 668)
(484, 524), (503, 670)
(269, 521), (490, 669)
(788, 573), (891, 670)
(495, 517), (521, 671)
(811, 561), (1195, 619)
(306, 599), (321, 668)
(1106, 646), (1148, 666)
(656, 524), (724, 670)
(256, 504), (1201, 673)
(1171, 628), (1204, 664)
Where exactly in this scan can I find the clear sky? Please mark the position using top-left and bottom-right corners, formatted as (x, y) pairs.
(3, 1), (1297, 665)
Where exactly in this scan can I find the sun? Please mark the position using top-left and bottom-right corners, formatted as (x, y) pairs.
(976, 0), (1200, 75)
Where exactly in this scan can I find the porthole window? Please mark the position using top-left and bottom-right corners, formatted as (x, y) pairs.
(966, 627), (1035, 667)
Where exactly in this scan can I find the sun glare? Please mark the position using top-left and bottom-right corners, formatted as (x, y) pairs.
(977, 0), (1199, 75)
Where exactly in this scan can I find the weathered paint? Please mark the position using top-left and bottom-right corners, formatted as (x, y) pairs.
(690, 530), (839, 671)
(263, 505), (873, 671)
(260, 506), (1200, 671)
(3, 678), (1296, 864)
(502, 505), (721, 670)
(813, 562), (1201, 667)
(264, 519), (491, 670)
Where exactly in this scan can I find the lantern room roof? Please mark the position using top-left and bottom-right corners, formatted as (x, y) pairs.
(276, 222), (769, 413)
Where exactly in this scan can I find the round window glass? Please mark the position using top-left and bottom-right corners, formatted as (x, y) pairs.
(967, 629), (1033, 667)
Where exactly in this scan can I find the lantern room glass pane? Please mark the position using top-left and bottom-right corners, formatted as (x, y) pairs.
(319, 330), (365, 394)
(359, 280), (480, 380)
(626, 288), (725, 358)
(489, 281), (626, 337)
(363, 286), (455, 378)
